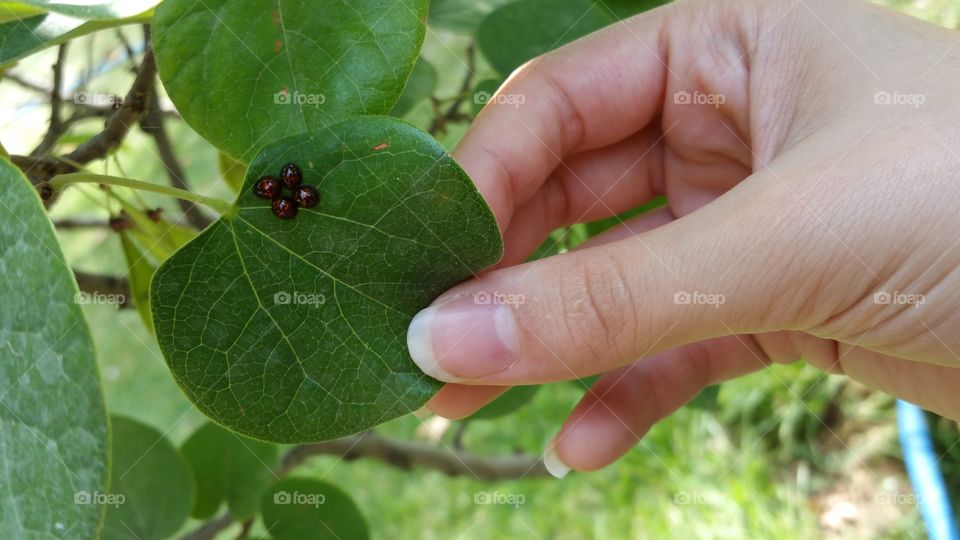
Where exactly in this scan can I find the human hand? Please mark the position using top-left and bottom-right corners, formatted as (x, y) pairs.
(406, 0), (960, 476)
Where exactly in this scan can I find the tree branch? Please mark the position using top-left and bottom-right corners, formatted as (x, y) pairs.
(74, 271), (132, 309)
(54, 218), (110, 229)
(12, 48), (157, 191)
(278, 431), (549, 481)
(31, 43), (69, 157)
(66, 48), (156, 168)
(180, 512), (235, 540)
(140, 76), (213, 229)
(429, 43), (476, 136)
(182, 430), (547, 538)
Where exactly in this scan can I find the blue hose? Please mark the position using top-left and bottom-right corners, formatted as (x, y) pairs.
(897, 400), (959, 540)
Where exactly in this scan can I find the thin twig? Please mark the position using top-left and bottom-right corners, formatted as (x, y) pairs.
(278, 431), (549, 481)
(32, 43), (70, 157)
(139, 27), (213, 229)
(54, 218), (110, 229)
(12, 48), (157, 192)
(429, 43), (477, 136)
(179, 512), (235, 540)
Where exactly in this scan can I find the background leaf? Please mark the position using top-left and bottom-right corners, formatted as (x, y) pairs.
(181, 422), (278, 519)
(151, 116), (503, 443)
(391, 57), (437, 118)
(0, 3), (45, 23)
(470, 78), (503, 116)
(262, 478), (369, 540)
(0, 158), (109, 539)
(153, 0), (429, 162)
(101, 416), (194, 540)
(597, 0), (672, 19)
(220, 151), (247, 194)
(427, 0), (513, 34)
(467, 385), (540, 421)
(18, 0), (159, 19)
(0, 11), (146, 65)
(120, 231), (156, 332)
(477, 0), (613, 76)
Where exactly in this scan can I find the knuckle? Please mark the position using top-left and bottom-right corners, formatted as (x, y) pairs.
(557, 250), (636, 364)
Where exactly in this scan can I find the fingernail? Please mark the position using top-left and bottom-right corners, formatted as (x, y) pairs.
(407, 295), (520, 382)
(543, 441), (570, 479)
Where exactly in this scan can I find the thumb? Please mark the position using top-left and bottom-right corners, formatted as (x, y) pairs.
(406, 178), (828, 384)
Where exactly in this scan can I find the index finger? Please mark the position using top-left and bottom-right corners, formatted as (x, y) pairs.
(452, 7), (672, 231)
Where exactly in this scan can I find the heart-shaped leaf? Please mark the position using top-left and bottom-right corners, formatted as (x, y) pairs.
(153, 0), (428, 162)
(102, 416), (195, 540)
(262, 478), (369, 540)
(151, 116), (502, 443)
(182, 422), (278, 519)
(0, 158), (109, 539)
(19, 0), (160, 19)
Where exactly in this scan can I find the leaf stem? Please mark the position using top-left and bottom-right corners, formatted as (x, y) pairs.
(50, 173), (233, 215)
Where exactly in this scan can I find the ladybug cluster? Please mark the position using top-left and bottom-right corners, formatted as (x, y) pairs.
(252, 162), (319, 220)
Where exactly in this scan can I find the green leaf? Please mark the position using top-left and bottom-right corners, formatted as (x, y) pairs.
(102, 416), (194, 540)
(581, 196), (667, 241)
(470, 78), (503, 116)
(153, 0), (428, 162)
(467, 385), (540, 421)
(113, 196), (197, 262)
(151, 116), (503, 443)
(391, 57), (437, 118)
(181, 422), (278, 520)
(596, 0), (672, 20)
(262, 478), (369, 540)
(0, 11), (148, 66)
(18, 0), (159, 19)
(0, 3), (45, 24)
(0, 158), (109, 539)
(220, 151), (247, 194)
(120, 231), (156, 332)
(478, 0), (613, 76)
(688, 384), (720, 411)
(427, 0), (513, 34)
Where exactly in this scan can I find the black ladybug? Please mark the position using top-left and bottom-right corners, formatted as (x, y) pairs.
(279, 163), (302, 189)
(253, 176), (281, 199)
(292, 184), (319, 208)
(271, 196), (298, 220)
